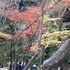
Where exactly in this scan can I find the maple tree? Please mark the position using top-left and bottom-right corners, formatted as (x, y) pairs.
(0, 0), (70, 70)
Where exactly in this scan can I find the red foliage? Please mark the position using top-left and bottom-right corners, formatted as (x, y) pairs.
(7, 6), (40, 22)
(8, 10), (26, 21)
(62, 0), (70, 2)
(62, 0), (70, 6)
(22, 45), (37, 52)
(0, 2), (57, 39)
(44, 2), (51, 10)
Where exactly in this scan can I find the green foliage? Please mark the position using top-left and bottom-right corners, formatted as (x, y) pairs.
(0, 43), (10, 67)
(23, 1), (37, 7)
(44, 44), (58, 59)
(0, 1), (70, 68)
(49, 25), (58, 32)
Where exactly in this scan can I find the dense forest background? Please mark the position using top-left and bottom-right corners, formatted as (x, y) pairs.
(0, 0), (70, 70)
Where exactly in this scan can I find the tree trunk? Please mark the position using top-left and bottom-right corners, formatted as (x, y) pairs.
(58, 19), (63, 31)
(42, 38), (70, 70)
(63, 62), (70, 70)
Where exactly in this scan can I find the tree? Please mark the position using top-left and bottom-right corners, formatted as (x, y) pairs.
(0, 0), (70, 70)
(42, 38), (70, 70)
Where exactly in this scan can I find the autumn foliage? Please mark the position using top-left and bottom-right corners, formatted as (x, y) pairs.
(0, 0), (70, 39)
(62, 0), (70, 6)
